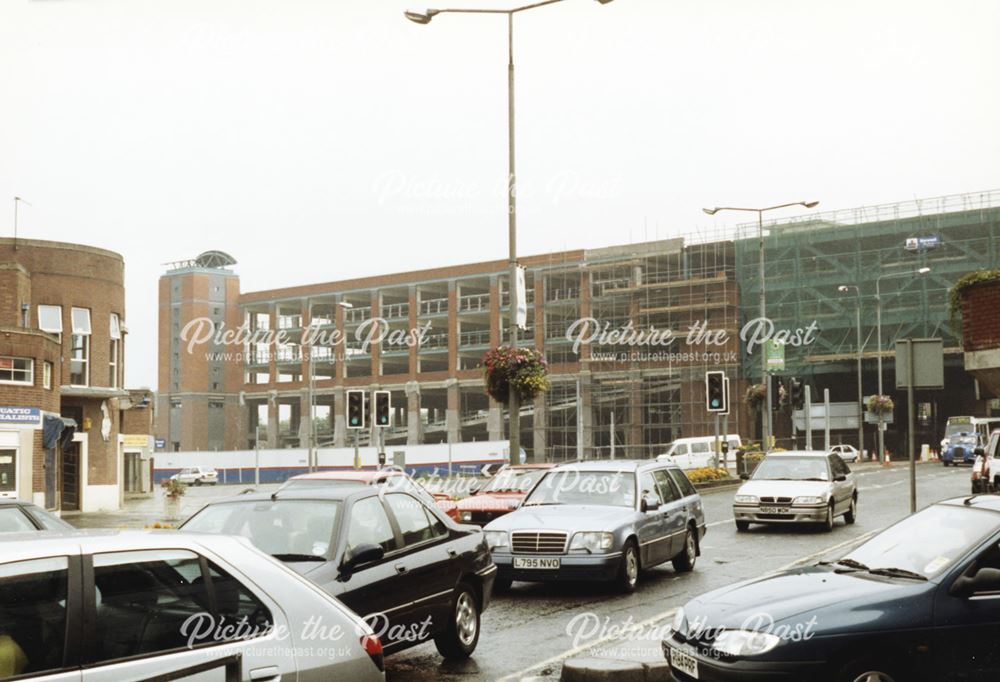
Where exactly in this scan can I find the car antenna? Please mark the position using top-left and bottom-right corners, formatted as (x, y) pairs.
(963, 494), (980, 506)
(271, 490), (279, 501)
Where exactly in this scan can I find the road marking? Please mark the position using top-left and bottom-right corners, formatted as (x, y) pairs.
(707, 517), (735, 527)
(497, 605), (680, 681)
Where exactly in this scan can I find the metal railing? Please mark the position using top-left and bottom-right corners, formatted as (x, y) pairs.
(459, 293), (491, 312)
(419, 297), (449, 315)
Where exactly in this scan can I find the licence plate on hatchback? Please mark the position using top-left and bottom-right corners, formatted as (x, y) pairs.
(513, 557), (560, 569)
(760, 505), (788, 514)
(669, 647), (699, 678)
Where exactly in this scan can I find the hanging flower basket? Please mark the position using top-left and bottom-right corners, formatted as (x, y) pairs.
(482, 346), (550, 404)
(867, 394), (895, 416)
(744, 383), (767, 412)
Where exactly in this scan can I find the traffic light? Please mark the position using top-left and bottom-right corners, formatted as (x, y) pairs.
(789, 378), (805, 411)
(374, 390), (391, 427)
(705, 371), (727, 413)
(347, 389), (366, 429)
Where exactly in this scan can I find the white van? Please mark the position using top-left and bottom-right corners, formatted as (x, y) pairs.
(656, 435), (743, 470)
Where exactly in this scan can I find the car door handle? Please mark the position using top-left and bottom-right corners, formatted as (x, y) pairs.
(249, 666), (281, 682)
(447, 548), (458, 557)
(395, 563), (408, 574)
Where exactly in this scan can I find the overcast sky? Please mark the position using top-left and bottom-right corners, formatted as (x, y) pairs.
(2, 0), (998, 389)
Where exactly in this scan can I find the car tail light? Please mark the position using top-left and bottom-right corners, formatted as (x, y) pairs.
(361, 634), (384, 671)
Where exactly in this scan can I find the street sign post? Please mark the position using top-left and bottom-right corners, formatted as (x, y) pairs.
(765, 340), (785, 372)
(895, 338), (944, 514)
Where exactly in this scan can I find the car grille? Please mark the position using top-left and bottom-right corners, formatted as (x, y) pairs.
(511, 531), (568, 554)
(759, 496), (793, 504)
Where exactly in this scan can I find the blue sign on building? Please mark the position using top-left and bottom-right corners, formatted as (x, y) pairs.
(0, 407), (42, 425)
(154, 438), (167, 450)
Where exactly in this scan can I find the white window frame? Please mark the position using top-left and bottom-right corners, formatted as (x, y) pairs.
(71, 307), (92, 335)
(0, 356), (34, 386)
(38, 305), (63, 338)
(109, 313), (121, 388)
(43, 361), (52, 390)
(69, 334), (90, 387)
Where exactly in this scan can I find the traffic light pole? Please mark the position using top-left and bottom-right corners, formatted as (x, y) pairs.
(713, 414), (720, 470)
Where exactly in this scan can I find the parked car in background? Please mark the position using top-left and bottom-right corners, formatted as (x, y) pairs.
(484, 460), (706, 593)
(169, 466), (218, 486)
(0, 530), (386, 681)
(830, 444), (860, 463)
(657, 435), (742, 470)
(278, 467), (452, 510)
(181, 486), (496, 659)
(0, 498), (74, 533)
(733, 451), (857, 532)
(449, 463), (555, 525)
(663, 495), (1000, 682)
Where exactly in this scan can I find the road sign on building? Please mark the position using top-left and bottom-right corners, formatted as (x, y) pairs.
(765, 340), (785, 372)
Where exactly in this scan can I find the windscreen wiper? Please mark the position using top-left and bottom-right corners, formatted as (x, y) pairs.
(271, 553), (326, 562)
(868, 567), (928, 581)
(819, 557), (869, 572)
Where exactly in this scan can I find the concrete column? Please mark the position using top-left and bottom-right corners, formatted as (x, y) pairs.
(267, 303), (278, 385)
(298, 388), (311, 450)
(267, 392), (279, 448)
(334, 298), (346, 382)
(533, 396), (546, 462)
(488, 400), (503, 442)
(628, 369), (644, 458)
(370, 290), (381, 377)
(579, 372), (594, 456)
(333, 387), (346, 447)
(408, 286), (419, 379)
(446, 379), (460, 444)
(533, 269), (545, 351)
(489, 275), (500, 347)
(406, 381), (422, 445)
(447, 282), (458, 376)
(579, 270), (591, 362)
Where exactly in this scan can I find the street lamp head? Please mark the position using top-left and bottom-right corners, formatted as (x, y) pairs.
(803, 201), (820, 209)
(838, 285), (850, 292)
(918, 267), (931, 274)
(702, 207), (719, 216)
(404, 9), (439, 24)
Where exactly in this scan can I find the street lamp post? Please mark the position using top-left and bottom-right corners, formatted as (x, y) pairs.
(838, 285), (864, 458)
(406, 0), (613, 463)
(703, 201), (819, 450)
(874, 267), (930, 463)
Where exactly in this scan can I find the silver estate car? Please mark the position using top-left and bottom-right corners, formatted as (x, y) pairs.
(733, 450), (858, 532)
(0, 531), (386, 681)
(484, 460), (707, 593)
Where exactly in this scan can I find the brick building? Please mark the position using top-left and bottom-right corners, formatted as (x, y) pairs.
(0, 238), (144, 511)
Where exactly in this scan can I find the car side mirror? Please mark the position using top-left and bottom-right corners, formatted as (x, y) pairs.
(974, 448), (985, 457)
(341, 543), (384, 574)
(640, 495), (660, 513)
(951, 567), (1000, 598)
(834, 475), (847, 482)
(739, 473), (750, 481)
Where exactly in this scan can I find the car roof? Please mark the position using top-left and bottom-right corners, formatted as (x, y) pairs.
(0, 529), (258, 564)
(939, 496), (1000, 513)
(507, 463), (557, 471)
(287, 469), (402, 483)
(550, 459), (677, 472)
(198, 485), (388, 506)
(763, 450), (831, 458)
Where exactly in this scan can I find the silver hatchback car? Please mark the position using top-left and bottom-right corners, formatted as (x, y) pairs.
(0, 530), (385, 681)
(733, 450), (858, 532)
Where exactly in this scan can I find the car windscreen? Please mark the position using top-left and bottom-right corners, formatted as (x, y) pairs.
(482, 469), (546, 494)
(840, 504), (999, 579)
(182, 499), (341, 559)
(752, 456), (829, 481)
(524, 470), (636, 508)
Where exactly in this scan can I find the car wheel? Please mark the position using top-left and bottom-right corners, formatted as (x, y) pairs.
(617, 540), (640, 592)
(434, 582), (480, 659)
(821, 502), (835, 532)
(193, 479), (202, 486)
(844, 496), (857, 524)
(735, 520), (750, 532)
(672, 527), (697, 573)
(838, 661), (899, 682)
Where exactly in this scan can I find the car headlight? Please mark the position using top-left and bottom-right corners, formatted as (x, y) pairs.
(712, 630), (781, 656)
(734, 495), (758, 504)
(569, 531), (614, 553)
(793, 496), (824, 505)
(460, 511), (473, 522)
(484, 530), (509, 551)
